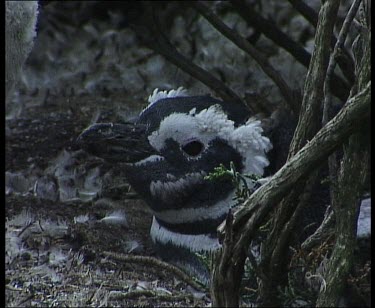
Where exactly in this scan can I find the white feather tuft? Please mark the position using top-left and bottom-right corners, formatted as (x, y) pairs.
(100, 210), (128, 226)
(124, 240), (143, 253)
(74, 214), (90, 224)
(148, 86), (188, 104)
(48, 248), (68, 266)
(140, 87), (189, 116)
(6, 209), (35, 227)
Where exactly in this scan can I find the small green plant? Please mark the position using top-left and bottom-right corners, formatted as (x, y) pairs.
(205, 161), (262, 206)
(195, 250), (214, 272)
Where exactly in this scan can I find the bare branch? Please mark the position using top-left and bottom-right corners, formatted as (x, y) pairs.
(213, 80), (370, 307)
(132, 3), (244, 104)
(103, 251), (207, 291)
(108, 289), (195, 302)
(288, 0), (340, 158)
(301, 206), (335, 251)
(316, 11), (371, 305)
(231, 0), (311, 68)
(323, 0), (362, 126)
(322, 0), (362, 215)
(288, 0), (356, 86)
(230, 0), (350, 104)
(287, 0), (318, 27)
(192, 1), (300, 113)
(230, 80), (370, 246)
(316, 125), (370, 307)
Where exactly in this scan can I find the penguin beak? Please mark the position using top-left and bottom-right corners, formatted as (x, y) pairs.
(77, 123), (157, 163)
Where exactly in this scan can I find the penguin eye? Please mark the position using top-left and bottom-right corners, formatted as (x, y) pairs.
(181, 140), (204, 157)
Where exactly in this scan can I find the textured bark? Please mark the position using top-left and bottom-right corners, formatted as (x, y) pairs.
(210, 212), (246, 307)
(288, 0), (340, 158)
(315, 132), (369, 307)
(231, 80), (370, 244)
(210, 2), (370, 306)
(316, 12), (371, 306)
(254, 2), (341, 305)
(211, 79), (370, 307)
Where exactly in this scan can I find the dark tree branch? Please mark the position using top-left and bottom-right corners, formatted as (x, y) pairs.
(191, 1), (300, 114)
(103, 251), (206, 292)
(231, 80), (370, 246)
(212, 79), (370, 307)
(131, 2), (244, 105)
(287, 0), (356, 86)
(231, 0), (311, 67)
(277, 2), (341, 260)
(288, 0), (340, 158)
(246, 3), (341, 298)
(301, 206), (335, 251)
(211, 210), (246, 307)
(287, 0), (319, 27)
(316, 126), (370, 307)
(316, 10), (371, 305)
(323, 0), (362, 126)
(323, 0), (362, 214)
(230, 0), (351, 103)
(257, 169), (321, 305)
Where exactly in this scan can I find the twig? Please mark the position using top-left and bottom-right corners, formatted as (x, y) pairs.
(219, 209), (234, 275)
(17, 220), (35, 237)
(15, 294), (34, 307)
(288, 0), (355, 86)
(301, 206), (335, 251)
(192, 1), (300, 114)
(102, 251), (207, 292)
(268, 170), (320, 268)
(231, 0), (351, 104)
(323, 0), (362, 126)
(231, 0), (311, 67)
(87, 281), (105, 305)
(287, 0), (318, 27)
(108, 289), (195, 301)
(323, 0), (362, 216)
(132, 3), (244, 105)
(6, 284), (25, 292)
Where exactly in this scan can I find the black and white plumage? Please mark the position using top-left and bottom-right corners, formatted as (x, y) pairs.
(78, 88), (371, 283)
(137, 91), (271, 250)
(78, 88), (272, 279)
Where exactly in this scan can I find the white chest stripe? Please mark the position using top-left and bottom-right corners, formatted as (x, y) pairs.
(132, 155), (165, 166)
(153, 190), (234, 224)
(150, 217), (221, 252)
(149, 171), (206, 202)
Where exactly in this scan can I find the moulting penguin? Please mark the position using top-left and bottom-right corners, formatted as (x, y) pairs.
(77, 87), (288, 282)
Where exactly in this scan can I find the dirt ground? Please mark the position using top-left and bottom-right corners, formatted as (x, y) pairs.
(5, 95), (211, 307)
